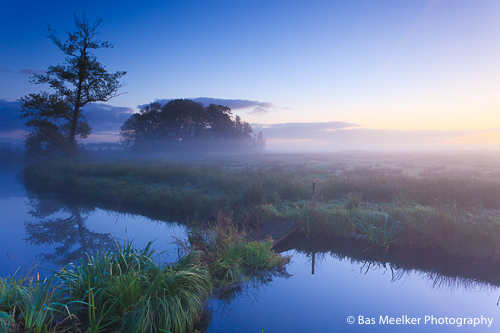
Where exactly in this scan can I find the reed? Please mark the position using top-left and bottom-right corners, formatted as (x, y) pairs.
(0, 269), (73, 333)
(354, 213), (403, 247)
(178, 212), (291, 287)
(1, 241), (213, 333)
(55, 240), (212, 333)
(118, 252), (212, 333)
(260, 200), (500, 260)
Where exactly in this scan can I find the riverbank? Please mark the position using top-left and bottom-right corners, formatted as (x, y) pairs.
(21, 155), (500, 262)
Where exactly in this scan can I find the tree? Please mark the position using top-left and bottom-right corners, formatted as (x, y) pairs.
(254, 131), (266, 151)
(120, 99), (264, 152)
(19, 13), (126, 159)
(120, 102), (163, 148)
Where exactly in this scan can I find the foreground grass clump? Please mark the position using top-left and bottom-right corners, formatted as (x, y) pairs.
(0, 270), (71, 333)
(0, 241), (212, 333)
(178, 213), (291, 287)
(1, 233), (288, 332)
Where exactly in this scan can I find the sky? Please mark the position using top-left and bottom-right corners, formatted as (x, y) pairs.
(1, 0), (499, 151)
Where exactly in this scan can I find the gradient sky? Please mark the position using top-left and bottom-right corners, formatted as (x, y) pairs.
(1, 0), (499, 150)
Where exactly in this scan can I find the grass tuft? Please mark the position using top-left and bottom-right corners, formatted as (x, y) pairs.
(1, 240), (213, 333)
(177, 212), (291, 287)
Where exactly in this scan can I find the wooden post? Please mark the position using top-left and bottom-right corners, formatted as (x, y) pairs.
(312, 251), (315, 275)
(312, 182), (316, 207)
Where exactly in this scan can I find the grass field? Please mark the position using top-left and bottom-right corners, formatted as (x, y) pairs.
(22, 151), (500, 261)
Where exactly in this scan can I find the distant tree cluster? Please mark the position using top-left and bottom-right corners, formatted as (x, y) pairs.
(120, 99), (265, 152)
(19, 14), (265, 159)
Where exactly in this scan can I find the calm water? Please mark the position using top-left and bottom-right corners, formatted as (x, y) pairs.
(1, 168), (499, 332)
(0, 170), (185, 276)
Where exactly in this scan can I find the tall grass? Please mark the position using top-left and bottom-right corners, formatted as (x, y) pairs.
(354, 214), (402, 248)
(0, 269), (72, 333)
(57, 240), (212, 333)
(0, 241), (213, 333)
(178, 212), (291, 287)
(23, 159), (500, 216)
(0, 235), (286, 332)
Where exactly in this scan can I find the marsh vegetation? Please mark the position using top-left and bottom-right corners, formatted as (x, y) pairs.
(1, 227), (288, 332)
(22, 151), (500, 262)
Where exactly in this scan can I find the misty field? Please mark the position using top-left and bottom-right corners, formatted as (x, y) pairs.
(22, 151), (500, 261)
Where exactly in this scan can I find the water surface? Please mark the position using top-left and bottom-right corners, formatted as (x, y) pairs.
(0, 170), (185, 277)
(1, 167), (499, 332)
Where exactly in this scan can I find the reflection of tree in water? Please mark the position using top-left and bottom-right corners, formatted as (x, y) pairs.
(390, 265), (498, 293)
(24, 194), (115, 265)
(350, 259), (499, 293)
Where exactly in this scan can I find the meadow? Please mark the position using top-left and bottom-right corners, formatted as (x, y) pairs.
(21, 151), (500, 261)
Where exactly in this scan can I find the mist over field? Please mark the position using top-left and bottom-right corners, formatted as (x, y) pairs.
(1, 1), (500, 330)
(3, 98), (500, 151)
(2, 1), (500, 152)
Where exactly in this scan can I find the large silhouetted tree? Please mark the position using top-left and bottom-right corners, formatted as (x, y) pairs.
(121, 99), (265, 152)
(19, 13), (126, 159)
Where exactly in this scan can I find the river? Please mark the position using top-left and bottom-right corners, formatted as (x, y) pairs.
(1, 167), (499, 332)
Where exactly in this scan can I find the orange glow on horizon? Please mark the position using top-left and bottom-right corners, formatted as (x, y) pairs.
(445, 131), (500, 145)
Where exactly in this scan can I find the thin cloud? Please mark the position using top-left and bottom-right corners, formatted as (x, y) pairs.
(140, 98), (276, 115)
(0, 99), (134, 139)
(82, 103), (135, 133)
(193, 98), (274, 111)
(254, 121), (496, 151)
(0, 68), (45, 75)
(252, 122), (360, 140)
(385, 0), (443, 69)
(249, 107), (269, 115)
(0, 100), (23, 130)
(19, 68), (45, 76)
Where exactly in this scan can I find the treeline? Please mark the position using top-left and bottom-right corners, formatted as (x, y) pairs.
(120, 99), (265, 153)
(18, 14), (265, 160)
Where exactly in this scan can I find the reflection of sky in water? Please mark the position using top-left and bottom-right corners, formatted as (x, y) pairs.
(1, 170), (499, 332)
(1, 196), (52, 276)
(208, 252), (499, 332)
(0, 171), (186, 277)
(83, 209), (186, 263)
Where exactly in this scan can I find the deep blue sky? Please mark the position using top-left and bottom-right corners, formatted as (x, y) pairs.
(1, 0), (499, 150)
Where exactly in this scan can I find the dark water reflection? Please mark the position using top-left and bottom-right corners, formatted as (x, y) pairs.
(0, 170), (186, 277)
(207, 249), (500, 332)
(24, 195), (116, 265)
